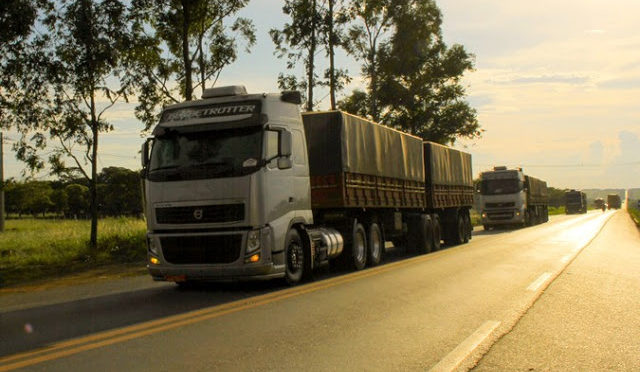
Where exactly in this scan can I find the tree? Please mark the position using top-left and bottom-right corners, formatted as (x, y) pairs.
(319, 0), (351, 110)
(339, 0), (480, 145)
(376, 0), (480, 144)
(22, 181), (54, 217)
(270, 0), (322, 111)
(50, 188), (69, 216)
(130, 0), (255, 130)
(342, 0), (394, 121)
(65, 183), (90, 218)
(0, 0), (134, 248)
(97, 167), (142, 216)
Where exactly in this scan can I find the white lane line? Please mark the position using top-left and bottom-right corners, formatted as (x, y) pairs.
(560, 254), (572, 264)
(429, 320), (501, 372)
(527, 272), (552, 292)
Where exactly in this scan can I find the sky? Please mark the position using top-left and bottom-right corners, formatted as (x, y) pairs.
(2, 0), (639, 189)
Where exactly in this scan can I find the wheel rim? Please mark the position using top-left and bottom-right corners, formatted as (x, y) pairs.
(287, 241), (303, 274)
(370, 226), (381, 260)
(354, 229), (366, 264)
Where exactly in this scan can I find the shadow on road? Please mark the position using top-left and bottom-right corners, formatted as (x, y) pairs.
(0, 243), (468, 358)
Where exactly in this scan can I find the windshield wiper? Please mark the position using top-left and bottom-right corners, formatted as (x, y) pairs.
(150, 165), (180, 172)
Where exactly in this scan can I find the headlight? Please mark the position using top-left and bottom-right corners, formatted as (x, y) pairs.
(148, 236), (160, 256)
(481, 212), (487, 218)
(515, 210), (521, 216)
(246, 229), (261, 254)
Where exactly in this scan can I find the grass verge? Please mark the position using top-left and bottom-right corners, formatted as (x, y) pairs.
(0, 217), (147, 287)
(628, 206), (640, 228)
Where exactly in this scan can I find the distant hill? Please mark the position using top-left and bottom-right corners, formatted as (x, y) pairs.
(582, 189), (625, 202)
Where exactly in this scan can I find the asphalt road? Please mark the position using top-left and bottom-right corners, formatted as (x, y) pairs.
(1, 209), (637, 371)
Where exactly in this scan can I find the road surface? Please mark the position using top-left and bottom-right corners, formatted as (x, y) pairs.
(1, 209), (638, 371)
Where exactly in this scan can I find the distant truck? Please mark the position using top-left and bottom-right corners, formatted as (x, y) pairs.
(565, 190), (587, 214)
(140, 85), (473, 285)
(607, 194), (621, 209)
(478, 166), (549, 229)
(594, 198), (605, 210)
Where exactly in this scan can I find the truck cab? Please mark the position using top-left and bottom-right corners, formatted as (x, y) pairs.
(141, 86), (312, 282)
(478, 166), (527, 228)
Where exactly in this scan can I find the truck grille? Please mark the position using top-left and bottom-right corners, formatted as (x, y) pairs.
(487, 211), (515, 220)
(485, 202), (515, 208)
(156, 204), (244, 224)
(161, 235), (242, 264)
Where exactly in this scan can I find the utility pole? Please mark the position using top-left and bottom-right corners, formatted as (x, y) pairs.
(0, 132), (4, 232)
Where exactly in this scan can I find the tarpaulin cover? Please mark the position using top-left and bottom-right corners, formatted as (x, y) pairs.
(423, 142), (473, 187)
(302, 111), (424, 182)
(525, 176), (548, 200)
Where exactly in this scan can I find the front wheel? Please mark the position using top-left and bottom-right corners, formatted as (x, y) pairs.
(284, 228), (306, 285)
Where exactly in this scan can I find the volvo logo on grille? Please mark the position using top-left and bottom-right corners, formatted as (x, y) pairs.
(193, 209), (204, 220)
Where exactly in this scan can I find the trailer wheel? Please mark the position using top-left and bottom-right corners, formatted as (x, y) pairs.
(367, 223), (383, 266)
(350, 222), (368, 270)
(432, 215), (442, 251)
(408, 215), (433, 254)
(463, 213), (471, 243)
(284, 228), (306, 285)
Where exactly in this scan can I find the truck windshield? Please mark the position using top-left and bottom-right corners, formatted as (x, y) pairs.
(566, 193), (582, 202)
(481, 179), (520, 195)
(148, 126), (262, 181)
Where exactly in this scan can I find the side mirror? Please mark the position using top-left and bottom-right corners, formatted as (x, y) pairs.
(277, 157), (292, 170)
(141, 139), (152, 169)
(279, 130), (292, 157)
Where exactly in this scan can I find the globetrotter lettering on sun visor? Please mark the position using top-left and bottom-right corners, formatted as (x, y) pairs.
(160, 101), (261, 123)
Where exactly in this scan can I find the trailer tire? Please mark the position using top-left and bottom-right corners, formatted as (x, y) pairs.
(350, 222), (368, 271)
(284, 228), (306, 285)
(432, 215), (442, 251)
(367, 223), (383, 266)
(463, 212), (472, 243)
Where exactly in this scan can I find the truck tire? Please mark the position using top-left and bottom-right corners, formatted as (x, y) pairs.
(463, 212), (472, 243)
(445, 213), (465, 246)
(432, 215), (442, 251)
(367, 223), (383, 266)
(351, 222), (368, 271)
(284, 228), (306, 285)
(408, 214), (432, 254)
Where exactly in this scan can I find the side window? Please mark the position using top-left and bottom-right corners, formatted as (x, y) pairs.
(264, 130), (279, 160)
(292, 130), (306, 165)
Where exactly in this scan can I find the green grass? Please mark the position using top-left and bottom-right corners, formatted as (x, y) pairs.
(548, 206), (566, 215)
(0, 217), (146, 287)
(628, 206), (640, 228)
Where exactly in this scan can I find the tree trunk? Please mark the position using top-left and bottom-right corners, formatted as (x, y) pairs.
(182, 0), (193, 101)
(369, 48), (378, 121)
(89, 94), (99, 250)
(306, 0), (317, 112)
(328, 0), (336, 110)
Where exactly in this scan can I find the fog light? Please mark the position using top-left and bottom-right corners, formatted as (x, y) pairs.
(150, 256), (160, 265)
(246, 253), (260, 263)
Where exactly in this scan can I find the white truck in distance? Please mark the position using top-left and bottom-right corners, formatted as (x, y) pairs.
(478, 166), (549, 230)
(141, 85), (473, 285)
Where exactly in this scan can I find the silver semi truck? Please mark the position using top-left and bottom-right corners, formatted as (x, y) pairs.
(478, 166), (549, 230)
(141, 86), (473, 285)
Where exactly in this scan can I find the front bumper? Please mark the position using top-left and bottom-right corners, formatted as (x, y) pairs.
(481, 208), (525, 225)
(146, 227), (285, 282)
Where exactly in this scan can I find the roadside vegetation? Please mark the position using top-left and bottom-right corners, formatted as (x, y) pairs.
(548, 206), (566, 215)
(628, 200), (640, 228)
(0, 218), (146, 287)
